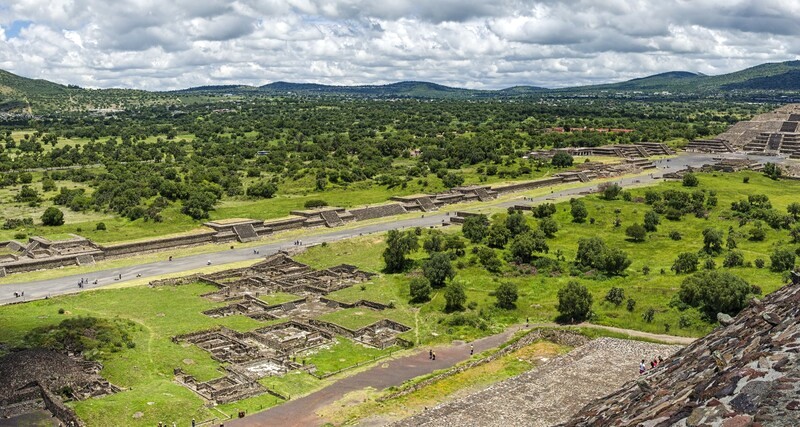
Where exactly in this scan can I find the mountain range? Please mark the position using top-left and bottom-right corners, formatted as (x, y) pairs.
(2, 60), (800, 110)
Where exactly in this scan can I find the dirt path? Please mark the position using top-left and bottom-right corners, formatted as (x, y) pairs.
(226, 323), (695, 427)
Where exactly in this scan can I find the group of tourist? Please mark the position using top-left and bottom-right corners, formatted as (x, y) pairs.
(639, 356), (665, 374)
(429, 349), (436, 360)
(77, 277), (96, 288)
(12, 290), (24, 298)
(293, 239), (303, 246)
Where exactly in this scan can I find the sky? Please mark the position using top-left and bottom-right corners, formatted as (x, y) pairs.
(1, 0), (799, 91)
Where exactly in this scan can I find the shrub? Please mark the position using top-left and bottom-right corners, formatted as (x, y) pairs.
(669, 230), (682, 241)
(41, 206), (65, 226)
(643, 308), (655, 323)
(605, 287), (625, 306)
(570, 199), (588, 223)
(600, 182), (622, 200)
(246, 181), (278, 199)
(532, 203), (556, 218)
(755, 258), (765, 268)
(742, 176), (750, 183)
(626, 298), (636, 312)
(462, 214), (489, 243)
(58, 308), (65, 314)
(557, 281), (593, 322)
(682, 173), (699, 187)
(702, 228), (724, 255)
(643, 210), (660, 232)
(551, 151), (574, 168)
(509, 230), (549, 263)
(95, 222), (107, 231)
(723, 250), (744, 268)
(476, 246), (503, 273)
(748, 223), (766, 241)
(14, 232), (27, 240)
(538, 217), (559, 238)
(704, 258), (716, 270)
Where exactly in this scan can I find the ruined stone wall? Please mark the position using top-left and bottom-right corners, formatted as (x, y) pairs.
(41, 385), (84, 427)
(492, 176), (564, 194)
(101, 232), (216, 258)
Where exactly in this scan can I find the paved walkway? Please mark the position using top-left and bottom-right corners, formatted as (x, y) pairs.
(1, 153), (729, 305)
(226, 323), (694, 427)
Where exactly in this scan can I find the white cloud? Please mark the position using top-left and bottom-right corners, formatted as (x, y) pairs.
(0, 0), (798, 89)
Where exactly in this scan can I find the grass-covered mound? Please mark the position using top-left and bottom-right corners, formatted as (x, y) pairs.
(23, 316), (138, 360)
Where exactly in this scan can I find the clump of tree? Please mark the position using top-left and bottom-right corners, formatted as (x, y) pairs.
(557, 281), (593, 322)
(462, 214), (489, 243)
(677, 270), (757, 318)
(509, 230), (549, 263)
(574, 237), (631, 276)
(444, 281), (467, 312)
(551, 151), (574, 168)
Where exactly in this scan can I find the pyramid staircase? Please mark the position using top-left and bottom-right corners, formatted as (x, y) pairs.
(416, 197), (438, 212)
(319, 210), (344, 227)
(232, 224), (259, 242)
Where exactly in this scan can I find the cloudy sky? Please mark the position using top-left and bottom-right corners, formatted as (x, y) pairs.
(1, 0), (799, 90)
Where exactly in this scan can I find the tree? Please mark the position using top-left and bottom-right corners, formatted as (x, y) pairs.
(702, 228), (724, 255)
(15, 185), (41, 204)
(682, 173), (699, 187)
(462, 214), (489, 243)
(495, 282), (518, 309)
(182, 191), (217, 220)
(41, 206), (65, 226)
(642, 308), (655, 323)
(570, 199), (588, 223)
(538, 217), (559, 238)
(602, 248), (632, 275)
(41, 177), (56, 192)
(557, 281), (593, 322)
(605, 287), (625, 306)
(748, 223), (766, 241)
(678, 270), (754, 317)
(423, 252), (456, 287)
(600, 182), (622, 200)
(383, 229), (419, 273)
(551, 151), (573, 168)
(672, 252), (699, 274)
(625, 223), (647, 242)
(444, 234), (466, 257)
(788, 202), (800, 221)
(791, 225), (800, 244)
(486, 223), (511, 249)
(726, 232), (737, 250)
(442, 172), (465, 188)
(444, 281), (466, 312)
(643, 210), (660, 232)
(509, 230), (549, 263)
(505, 210), (530, 235)
(763, 162), (782, 180)
(409, 277), (432, 303)
(770, 248), (796, 273)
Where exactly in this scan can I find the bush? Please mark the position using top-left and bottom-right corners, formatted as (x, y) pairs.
(743, 176), (750, 183)
(723, 250), (744, 268)
(748, 223), (766, 241)
(41, 206), (65, 226)
(13, 232), (27, 240)
(58, 308), (65, 314)
(643, 308), (655, 323)
(495, 282), (519, 309)
(643, 210), (660, 232)
(669, 230), (682, 241)
(383, 229), (419, 273)
(682, 173), (699, 187)
(570, 199), (588, 223)
(678, 270), (753, 317)
(755, 258), (765, 268)
(532, 203), (556, 218)
(626, 298), (636, 312)
(95, 222), (107, 231)
(770, 248), (796, 273)
(538, 217), (559, 238)
(600, 182), (622, 200)
(672, 252), (699, 274)
(476, 246), (503, 273)
(304, 199), (328, 209)
(605, 287), (625, 306)
(246, 181), (278, 198)
(702, 228), (724, 255)
(509, 230), (549, 263)
(557, 281), (593, 322)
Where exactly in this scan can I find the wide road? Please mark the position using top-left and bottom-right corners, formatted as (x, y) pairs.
(0, 152), (767, 305)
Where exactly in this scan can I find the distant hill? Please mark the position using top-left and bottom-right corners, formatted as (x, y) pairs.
(1, 60), (800, 110)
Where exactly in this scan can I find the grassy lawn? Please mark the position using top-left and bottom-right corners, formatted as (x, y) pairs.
(302, 337), (396, 377)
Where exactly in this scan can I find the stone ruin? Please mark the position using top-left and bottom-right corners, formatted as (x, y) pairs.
(560, 279), (800, 427)
(167, 254), (412, 404)
(717, 103), (800, 157)
(526, 143), (674, 160)
(0, 349), (120, 427)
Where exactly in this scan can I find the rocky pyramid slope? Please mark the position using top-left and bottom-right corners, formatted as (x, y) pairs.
(560, 280), (800, 427)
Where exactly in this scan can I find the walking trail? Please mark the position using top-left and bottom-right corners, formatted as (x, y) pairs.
(226, 323), (694, 427)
